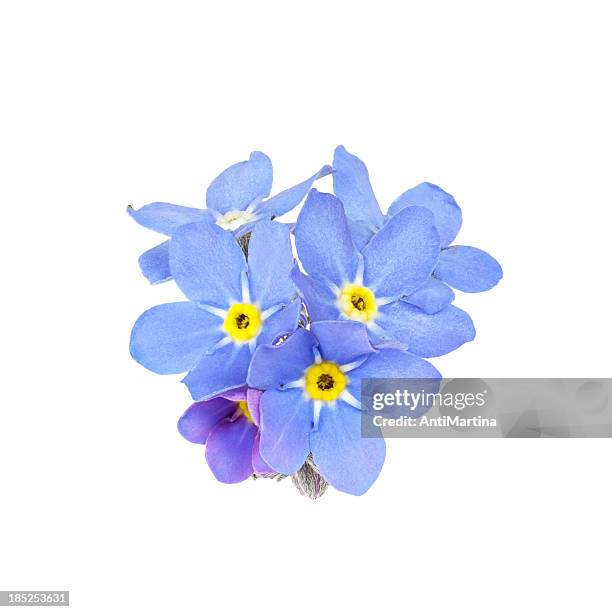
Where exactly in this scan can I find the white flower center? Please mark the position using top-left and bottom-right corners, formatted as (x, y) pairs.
(215, 209), (257, 231)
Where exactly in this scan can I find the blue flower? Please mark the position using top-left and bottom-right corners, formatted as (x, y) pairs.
(130, 220), (301, 400)
(247, 320), (440, 495)
(291, 189), (476, 357)
(128, 151), (331, 284)
(332, 145), (502, 313)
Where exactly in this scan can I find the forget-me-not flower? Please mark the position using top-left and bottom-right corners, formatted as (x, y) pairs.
(291, 189), (476, 357)
(333, 145), (502, 314)
(247, 320), (440, 495)
(128, 151), (331, 284)
(178, 387), (274, 484)
(130, 220), (301, 400)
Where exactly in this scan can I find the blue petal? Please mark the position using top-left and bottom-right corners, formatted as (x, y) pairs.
(259, 388), (312, 475)
(310, 321), (374, 365)
(256, 165), (332, 218)
(310, 404), (385, 496)
(434, 246), (503, 292)
(206, 151), (273, 215)
(130, 302), (223, 374)
(138, 241), (172, 285)
(333, 145), (384, 229)
(248, 221), (295, 310)
(256, 299), (302, 346)
(247, 329), (317, 390)
(290, 266), (339, 322)
(127, 203), (211, 236)
(294, 189), (360, 287)
(377, 301), (475, 357)
(169, 221), (245, 307)
(350, 348), (441, 381)
(403, 278), (455, 314)
(363, 206), (440, 299)
(177, 397), (235, 444)
(388, 182), (462, 248)
(182, 343), (252, 401)
(348, 219), (375, 250)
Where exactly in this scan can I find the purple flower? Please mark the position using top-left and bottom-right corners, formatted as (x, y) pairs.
(178, 386), (275, 483)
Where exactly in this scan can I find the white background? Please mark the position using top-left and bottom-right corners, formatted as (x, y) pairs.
(1, 1), (611, 610)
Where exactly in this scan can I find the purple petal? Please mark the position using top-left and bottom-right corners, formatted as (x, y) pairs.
(177, 397), (235, 444)
(252, 432), (276, 477)
(247, 388), (264, 426)
(205, 417), (257, 484)
(221, 387), (247, 402)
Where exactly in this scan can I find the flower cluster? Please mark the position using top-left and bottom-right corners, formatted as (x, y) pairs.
(129, 146), (502, 497)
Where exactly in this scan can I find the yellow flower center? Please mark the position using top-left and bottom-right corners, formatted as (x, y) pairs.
(223, 303), (262, 342)
(304, 361), (347, 402)
(338, 284), (377, 322)
(238, 400), (254, 424)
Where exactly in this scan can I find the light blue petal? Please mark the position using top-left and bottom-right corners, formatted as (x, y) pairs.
(290, 266), (339, 322)
(333, 145), (384, 229)
(248, 221), (295, 310)
(169, 221), (245, 307)
(350, 349), (441, 419)
(247, 329), (317, 390)
(310, 404), (385, 496)
(130, 302), (224, 374)
(388, 182), (462, 248)
(434, 246), (503, 292)
(311, 321), (374, 365)
(294, 189), (360, 287)
(138, 241), (172, 285)
(348, 219), (375, 251)
(256, 165), (332, 218)
(259, 388), (312, 475)
(363, 206), (440, 299)
(256, 299), (302, 346)
(127, 203), (211, 236)
(206, 151), (273, 215)
(182, 343), (252, 401)
(350, 348), (441, 381)
(403, 278), (455, 314)
(377, 302), (475, 357)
